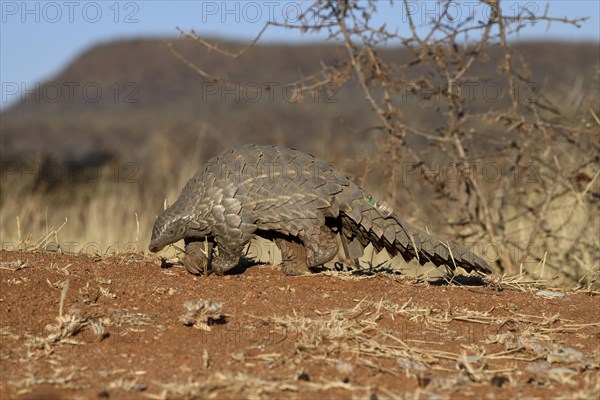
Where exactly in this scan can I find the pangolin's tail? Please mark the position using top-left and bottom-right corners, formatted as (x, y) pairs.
(338, 194), (491, 274)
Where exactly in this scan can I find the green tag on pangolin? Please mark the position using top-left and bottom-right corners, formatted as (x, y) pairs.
(364, 194), (377, 206)
(365, 194), (394, 217)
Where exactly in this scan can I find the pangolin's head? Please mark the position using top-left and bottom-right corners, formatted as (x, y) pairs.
(148, 206), (188, 253)
(149, 178), (210, 253)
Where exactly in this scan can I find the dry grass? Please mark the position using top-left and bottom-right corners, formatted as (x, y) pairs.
(195, 299), (600, 399)
(179, 300), (225, 331)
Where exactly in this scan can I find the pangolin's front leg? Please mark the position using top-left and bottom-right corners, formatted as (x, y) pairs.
(183, 239), (213, 275)
(211, 251), (241, 275)
(211, 234), (252, 276)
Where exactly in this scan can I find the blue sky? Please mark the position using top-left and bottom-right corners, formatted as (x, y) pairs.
(1, 0), (599, 110)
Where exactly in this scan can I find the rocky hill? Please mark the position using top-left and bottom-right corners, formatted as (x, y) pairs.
(2, 38), (598, 165)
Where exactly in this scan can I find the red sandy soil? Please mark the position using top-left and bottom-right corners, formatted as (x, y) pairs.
(0, 250), (598, 399)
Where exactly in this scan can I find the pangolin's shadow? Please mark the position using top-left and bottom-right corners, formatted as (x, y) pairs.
(309, 262), (405, 276)
(427, 275), (488, 286)
(217, 261), (487, 286)
(168, 253), (488, 286)
(158, 256), (265, 276)
(219, 257), (268, 276)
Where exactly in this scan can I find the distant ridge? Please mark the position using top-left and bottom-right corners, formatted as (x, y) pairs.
(1, 38), (597, 164)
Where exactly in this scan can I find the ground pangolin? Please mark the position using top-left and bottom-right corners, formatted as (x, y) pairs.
(149, 144), (491, 276)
